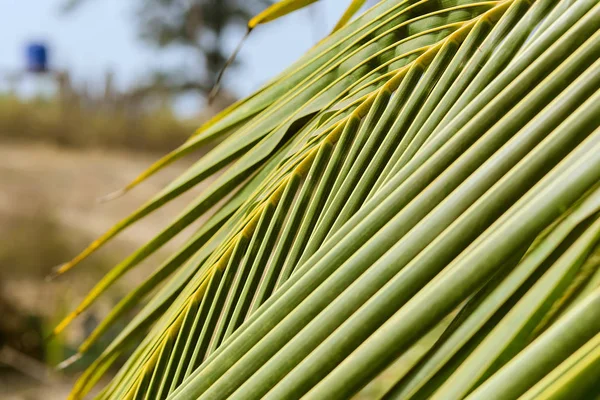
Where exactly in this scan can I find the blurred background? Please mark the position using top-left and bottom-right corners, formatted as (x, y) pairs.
(0, 0), (357, 398)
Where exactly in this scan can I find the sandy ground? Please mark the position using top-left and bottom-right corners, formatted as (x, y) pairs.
(0, 141), (215, 399)
(0, 141), (210, 248)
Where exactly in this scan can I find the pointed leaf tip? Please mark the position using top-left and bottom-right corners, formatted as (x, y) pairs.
(97, 187), (127, 204)
(208, 27), (252, 106)
(46, 263), (66, 281)
(56, 353), (83, 370)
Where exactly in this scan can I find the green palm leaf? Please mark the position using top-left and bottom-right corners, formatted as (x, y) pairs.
(55, 0), (600, 398)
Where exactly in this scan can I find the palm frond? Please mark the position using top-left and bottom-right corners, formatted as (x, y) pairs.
(56, 0), (600, 398)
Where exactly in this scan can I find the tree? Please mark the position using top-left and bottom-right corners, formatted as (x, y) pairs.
(53, 0), (600, 399)
(65, 0), (274, 96)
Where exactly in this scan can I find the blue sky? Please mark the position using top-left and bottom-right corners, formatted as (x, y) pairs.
(0, 0), (345, 114)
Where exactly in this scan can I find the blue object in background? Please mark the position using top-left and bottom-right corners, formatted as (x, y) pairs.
(26, 42), (49, 73)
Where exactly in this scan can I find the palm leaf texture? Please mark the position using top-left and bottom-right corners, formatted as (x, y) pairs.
(55, 0), (600, 398)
